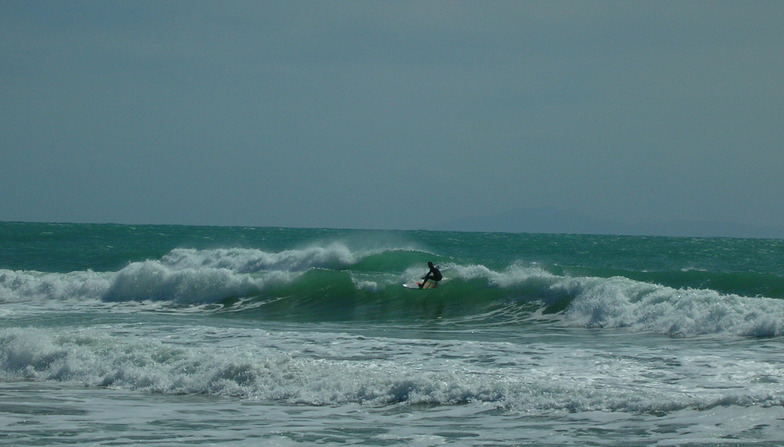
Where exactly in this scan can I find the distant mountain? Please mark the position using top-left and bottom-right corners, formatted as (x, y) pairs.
(432, 207), (784, 239)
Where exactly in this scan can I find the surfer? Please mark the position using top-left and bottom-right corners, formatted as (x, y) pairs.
(420, 261), (442, 288)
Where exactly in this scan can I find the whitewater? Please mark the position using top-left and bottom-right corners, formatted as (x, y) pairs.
(2, 222), (784, 446)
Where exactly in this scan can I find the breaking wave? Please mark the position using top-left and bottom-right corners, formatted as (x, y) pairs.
(2, 244), (784, 337)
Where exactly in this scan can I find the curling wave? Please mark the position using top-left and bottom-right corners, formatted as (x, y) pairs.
(2, 244), (784, 336)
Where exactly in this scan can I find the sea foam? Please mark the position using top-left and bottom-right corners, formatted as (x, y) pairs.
(161, 244), (357, 272)
(2, 325), (782, 414)
(561, 274), (784, 337)
(0, 269), (111, 303)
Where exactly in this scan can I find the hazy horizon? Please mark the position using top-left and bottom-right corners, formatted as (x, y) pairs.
(3, 2), (782, 237)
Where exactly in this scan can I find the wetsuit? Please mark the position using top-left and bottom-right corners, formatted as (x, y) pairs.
(421, 265), (442, 285)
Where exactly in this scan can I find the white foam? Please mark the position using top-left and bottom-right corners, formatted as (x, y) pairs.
(0, 244), (357, 304)
(0, 269), (111, 303)
(102, 260), (274, 303)
(2, 325), (782, 415)
(162, 244), (357, 273)
(560, 275), (784, 336)
(413, 262), (556, 287)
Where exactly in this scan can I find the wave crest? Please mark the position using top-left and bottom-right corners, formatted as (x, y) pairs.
(562, 277), (784, 337)
(162, 244), (357, 273)
(102, 260), (268, 303)
(3, 244), (784, 337)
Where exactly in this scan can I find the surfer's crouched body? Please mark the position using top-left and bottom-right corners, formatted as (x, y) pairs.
(420, 262), (442, 288)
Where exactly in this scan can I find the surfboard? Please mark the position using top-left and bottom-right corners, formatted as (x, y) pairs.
(402, 281), (437, 289)
(402, 281), (421, 289)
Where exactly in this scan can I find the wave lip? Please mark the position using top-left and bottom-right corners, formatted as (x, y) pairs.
(101, 260), (269, 304)
(161, 244), (358, 273)
(561, 275), (784, 337)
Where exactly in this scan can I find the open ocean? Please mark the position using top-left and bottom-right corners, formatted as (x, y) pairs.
(2, 221), (784, 446)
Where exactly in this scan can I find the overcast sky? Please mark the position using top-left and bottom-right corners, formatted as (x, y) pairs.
(2, 1), (783, 235)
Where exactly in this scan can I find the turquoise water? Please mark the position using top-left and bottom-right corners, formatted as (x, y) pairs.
(2, 222), (784, 445)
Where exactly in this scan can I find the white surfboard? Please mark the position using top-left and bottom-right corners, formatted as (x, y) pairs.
(402, 280), (437, 289)
(402, 281), (420, 289)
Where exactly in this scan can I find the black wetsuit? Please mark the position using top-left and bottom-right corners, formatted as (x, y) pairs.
(423, 266), (442, 282)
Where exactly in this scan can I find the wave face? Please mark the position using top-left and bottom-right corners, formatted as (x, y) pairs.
(3, 237), (784, 337)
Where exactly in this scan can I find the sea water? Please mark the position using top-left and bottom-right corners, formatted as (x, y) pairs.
(2, 222), (784, 446)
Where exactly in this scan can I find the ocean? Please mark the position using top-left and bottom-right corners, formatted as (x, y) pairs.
(2, 221), (784, 446)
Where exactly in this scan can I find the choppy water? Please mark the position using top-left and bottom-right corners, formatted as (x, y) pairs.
(2, 222), (784, 445)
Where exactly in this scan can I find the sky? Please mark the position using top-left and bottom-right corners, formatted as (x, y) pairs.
(2, 1), (783, 236)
